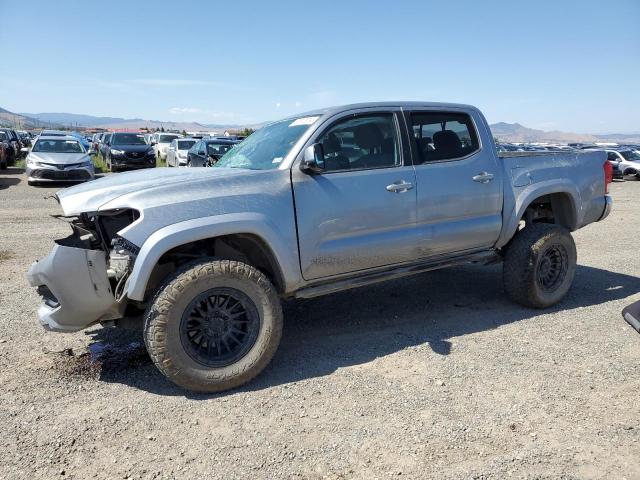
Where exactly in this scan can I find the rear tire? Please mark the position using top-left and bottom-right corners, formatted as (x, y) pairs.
(503, 224), (576, 308)
(143, 259), (283, 392)
(0, 158), (6, 170)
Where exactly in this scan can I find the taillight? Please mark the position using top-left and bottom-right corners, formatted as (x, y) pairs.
(604, 161), (613, 194)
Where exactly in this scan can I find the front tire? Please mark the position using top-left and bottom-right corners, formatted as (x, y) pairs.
(143, 259), (283, 392)
(503, 224), (577, 308)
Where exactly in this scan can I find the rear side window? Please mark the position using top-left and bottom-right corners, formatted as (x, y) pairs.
(410, 112), (480, 163)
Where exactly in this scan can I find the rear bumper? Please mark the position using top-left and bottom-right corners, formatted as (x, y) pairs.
(26, 244), (117, 332)
(598, 195), (613, 222)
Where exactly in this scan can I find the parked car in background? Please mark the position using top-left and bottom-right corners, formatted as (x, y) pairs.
(597, 149), (640, 180)
(166, 138), (197, 167)
(616, 150), (640, 179)
(106, 132), (157, 172)
(186, 138), (237, 167)
(0, 128), (23, 164)
(151, 133), (182, 161)
(26, 101), (613, 392)
(0, 131), (9, 169)
(91, 133), (102, 152)
(99, 133), (112, 158)
(40, 129), (69, 137)
(17, 130), (32, 147)
(25, 135), (94, 185)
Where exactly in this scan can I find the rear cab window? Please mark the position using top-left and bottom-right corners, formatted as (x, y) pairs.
(409, 112), (480, 164)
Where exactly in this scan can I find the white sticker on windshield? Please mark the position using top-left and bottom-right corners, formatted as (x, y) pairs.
(272, 157), (283, 164)
(289, 116), (319, 127)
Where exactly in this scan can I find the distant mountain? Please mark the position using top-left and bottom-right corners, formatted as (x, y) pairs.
(489, 122), (640, 144)
(22, 112), (132, 127)
(20, 111), (263, 133)
(0, 108), (58, 129)
(489, 122), (599, 143)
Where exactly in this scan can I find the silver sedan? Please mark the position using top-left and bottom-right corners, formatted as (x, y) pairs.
(25, 136), (95, 186)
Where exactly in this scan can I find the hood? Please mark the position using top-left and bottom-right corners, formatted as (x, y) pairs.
(56, 167), (256, 215)
(110, 144), (153, 153)
(30, 152), (90, 165)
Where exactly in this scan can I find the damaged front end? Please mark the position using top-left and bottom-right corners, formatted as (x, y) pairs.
(27, 209), (140, 332)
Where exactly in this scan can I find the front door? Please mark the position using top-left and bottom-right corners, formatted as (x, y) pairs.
(406, 109), (503, 257)
(292, 111), (418, 280)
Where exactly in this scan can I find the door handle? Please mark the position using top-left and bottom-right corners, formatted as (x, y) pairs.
(472, 172), (495, 183)
(386, 180), (414, 193)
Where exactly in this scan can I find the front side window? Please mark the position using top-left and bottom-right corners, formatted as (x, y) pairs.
(317, 113), (400, 172)
(206, 142), (234, 156)
(410, 112), (480, 163)
(33, 139), (84, 153)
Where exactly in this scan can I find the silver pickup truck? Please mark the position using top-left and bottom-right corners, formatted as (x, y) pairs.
(27, 102), (613, 392)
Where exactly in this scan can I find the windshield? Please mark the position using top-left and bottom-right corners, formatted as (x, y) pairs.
(620, 150), (640, 161)
(112, 133), (147, 145)
(159, 134), (180, 143)
(33, 139), (84, 153)
(177, 140), (196, 150)
(214, 116), (319, 170)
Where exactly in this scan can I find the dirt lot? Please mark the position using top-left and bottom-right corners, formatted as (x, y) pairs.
(1, 167), (639, 480)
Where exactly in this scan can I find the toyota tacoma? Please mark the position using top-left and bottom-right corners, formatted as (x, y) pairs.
(27, 102), (613, 392)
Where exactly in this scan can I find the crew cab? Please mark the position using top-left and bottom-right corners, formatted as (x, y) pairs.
(27, 102), (612, 392)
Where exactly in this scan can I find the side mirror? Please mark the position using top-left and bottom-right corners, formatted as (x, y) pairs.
(151, 140), (157, 145)
(20, 147), (29, 153)
(300, 143), (325, 174)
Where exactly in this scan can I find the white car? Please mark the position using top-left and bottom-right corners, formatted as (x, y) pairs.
(151, 133), (182, 161)
(166, 138), (197, 167)
(604, 149), (640, 180)
(24, 135), (95, 186)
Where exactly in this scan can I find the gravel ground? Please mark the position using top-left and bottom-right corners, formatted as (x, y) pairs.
(1, 167), (639, 480)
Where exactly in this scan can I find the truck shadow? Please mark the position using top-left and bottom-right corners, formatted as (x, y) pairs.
(89, 264), (640, 397)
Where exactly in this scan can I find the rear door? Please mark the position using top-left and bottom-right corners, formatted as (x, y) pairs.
(405, 108), (503, 257)
(292, 109), (418, 280)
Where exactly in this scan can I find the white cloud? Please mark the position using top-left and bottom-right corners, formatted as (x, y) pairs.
(169, 107), (202, 114)
(295, 101), (302, 108)
(275, 102), (281, 108)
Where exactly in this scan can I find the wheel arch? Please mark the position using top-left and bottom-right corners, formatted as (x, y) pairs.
(497, 182), (580, 249)
(124, 213), (297, 301)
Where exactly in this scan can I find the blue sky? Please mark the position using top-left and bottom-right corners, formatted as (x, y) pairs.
(1, 0), (638, 132)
